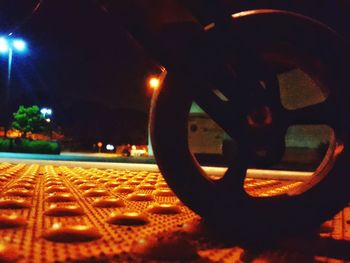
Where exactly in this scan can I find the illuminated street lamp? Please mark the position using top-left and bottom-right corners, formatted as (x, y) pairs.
(40, 107), (53, 138)
(148, 77), (160, 90)
(41, 107), (53, 123)
(147, 67), (167, 156)
(0, 35), (28, 137)
(106, 144), (115, 151)
(40, 107), (53, 117)
(0, 36), (27, 84)
(97, 141), (103, 153)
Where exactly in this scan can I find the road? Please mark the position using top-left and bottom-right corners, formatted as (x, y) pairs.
(0, 151), (156, 163)
(0, 151), (312, 181)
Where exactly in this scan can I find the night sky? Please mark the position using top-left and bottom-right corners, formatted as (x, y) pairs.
(1, 0), (350, 149)
(0, 0), (161, 147)
(1, 0), (160, 109)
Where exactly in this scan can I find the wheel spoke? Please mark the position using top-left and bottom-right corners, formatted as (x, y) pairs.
(286, 100), (334, 126)
(194, 87), (245, 140)
(216, 150), (249, 194)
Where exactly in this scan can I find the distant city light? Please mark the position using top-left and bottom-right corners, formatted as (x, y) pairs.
(106, 144), (114, 151)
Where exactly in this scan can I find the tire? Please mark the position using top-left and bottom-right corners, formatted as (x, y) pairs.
(150, 10), (350, 238)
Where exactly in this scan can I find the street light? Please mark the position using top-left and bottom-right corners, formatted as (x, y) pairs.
(0, 35), (28, 137)
(40, 107), (53, 138)
(146, 67), (167, 156)
(41, 107), (53, 123)
(40, 107), (53, 117)
(0, 36), (27, 83)
(148, 77), (161, 90)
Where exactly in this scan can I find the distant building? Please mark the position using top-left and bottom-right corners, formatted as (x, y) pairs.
(188, 103), (226, 155)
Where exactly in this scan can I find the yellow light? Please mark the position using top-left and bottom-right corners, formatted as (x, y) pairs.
(52, 223), (62, 229)
(148, 77), (160, 90)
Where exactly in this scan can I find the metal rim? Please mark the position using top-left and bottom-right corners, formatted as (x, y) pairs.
(150, 10), (350, 236)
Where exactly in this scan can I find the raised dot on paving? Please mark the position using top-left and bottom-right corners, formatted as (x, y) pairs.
(0, 199), (31, 209)
(12, 183), (34, 190)
(126, 193), (154, 202)
(45, 193), (75, 202)
(0, 214), (26, 229)
(4, 189), (33, 198)
(16, 179), (35, 184)
(114, 186), (134, 194)
(20, 176), (35, 180)
(116, 177), (128, 182)
(127, 180), (141, 186)
(146, 204), (181, 215)
(43, 224), (102, 243)
(0, 241), (19, 262)
(73, 179), (89, 185)
(153, 189), (176, 197)
(45, 181), (64, 187)
(136, 184), (156, 190)
(144, 180), (157, 185)
(155, 182), (169, 189)
(83, 189), (109, 197)
(105, 181), (121, 188)
(92, 197), (125, 208)
(44, 205), (85, 217)
(90, 175), (102, 180)
(78, 183), (97, 190)
(131, 233), (198, 261)
(97, 178), (109, 184)
(107, 211), (149, 226)
(46, 186), (69, 193)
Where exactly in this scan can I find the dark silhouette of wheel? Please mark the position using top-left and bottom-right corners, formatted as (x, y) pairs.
(150, 10), (350, 237)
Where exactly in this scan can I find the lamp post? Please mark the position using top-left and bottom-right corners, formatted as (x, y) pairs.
(40, 107), (53, 121)
(0, 35), (27, 137)
(40, 107), (53, 139)
(147, 67), (167, 156)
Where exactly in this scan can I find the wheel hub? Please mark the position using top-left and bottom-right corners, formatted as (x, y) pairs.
(246, 105), (273, 128)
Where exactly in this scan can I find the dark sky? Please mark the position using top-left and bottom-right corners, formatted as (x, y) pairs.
(0, 0), (164, 146)
(0, 0), (159, 114)
(1, 0), (348, 114)
(1, 0), (350, 147)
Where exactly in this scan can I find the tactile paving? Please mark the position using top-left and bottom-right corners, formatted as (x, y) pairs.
(0, 162), (350, 262)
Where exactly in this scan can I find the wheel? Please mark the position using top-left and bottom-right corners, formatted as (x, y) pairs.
(150, 10), (350, 237)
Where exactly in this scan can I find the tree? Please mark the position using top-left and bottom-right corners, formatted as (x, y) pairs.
(11, 105), (48, 138)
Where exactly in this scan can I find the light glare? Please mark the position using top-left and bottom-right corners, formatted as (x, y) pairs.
(13, 39), (26, 52)
(41, 108), (52, 116)
(149, 77), (160, 90)
(0, 37), (8, 53)
(106, 144), (115, 151)
(0, 37), (28, 53)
